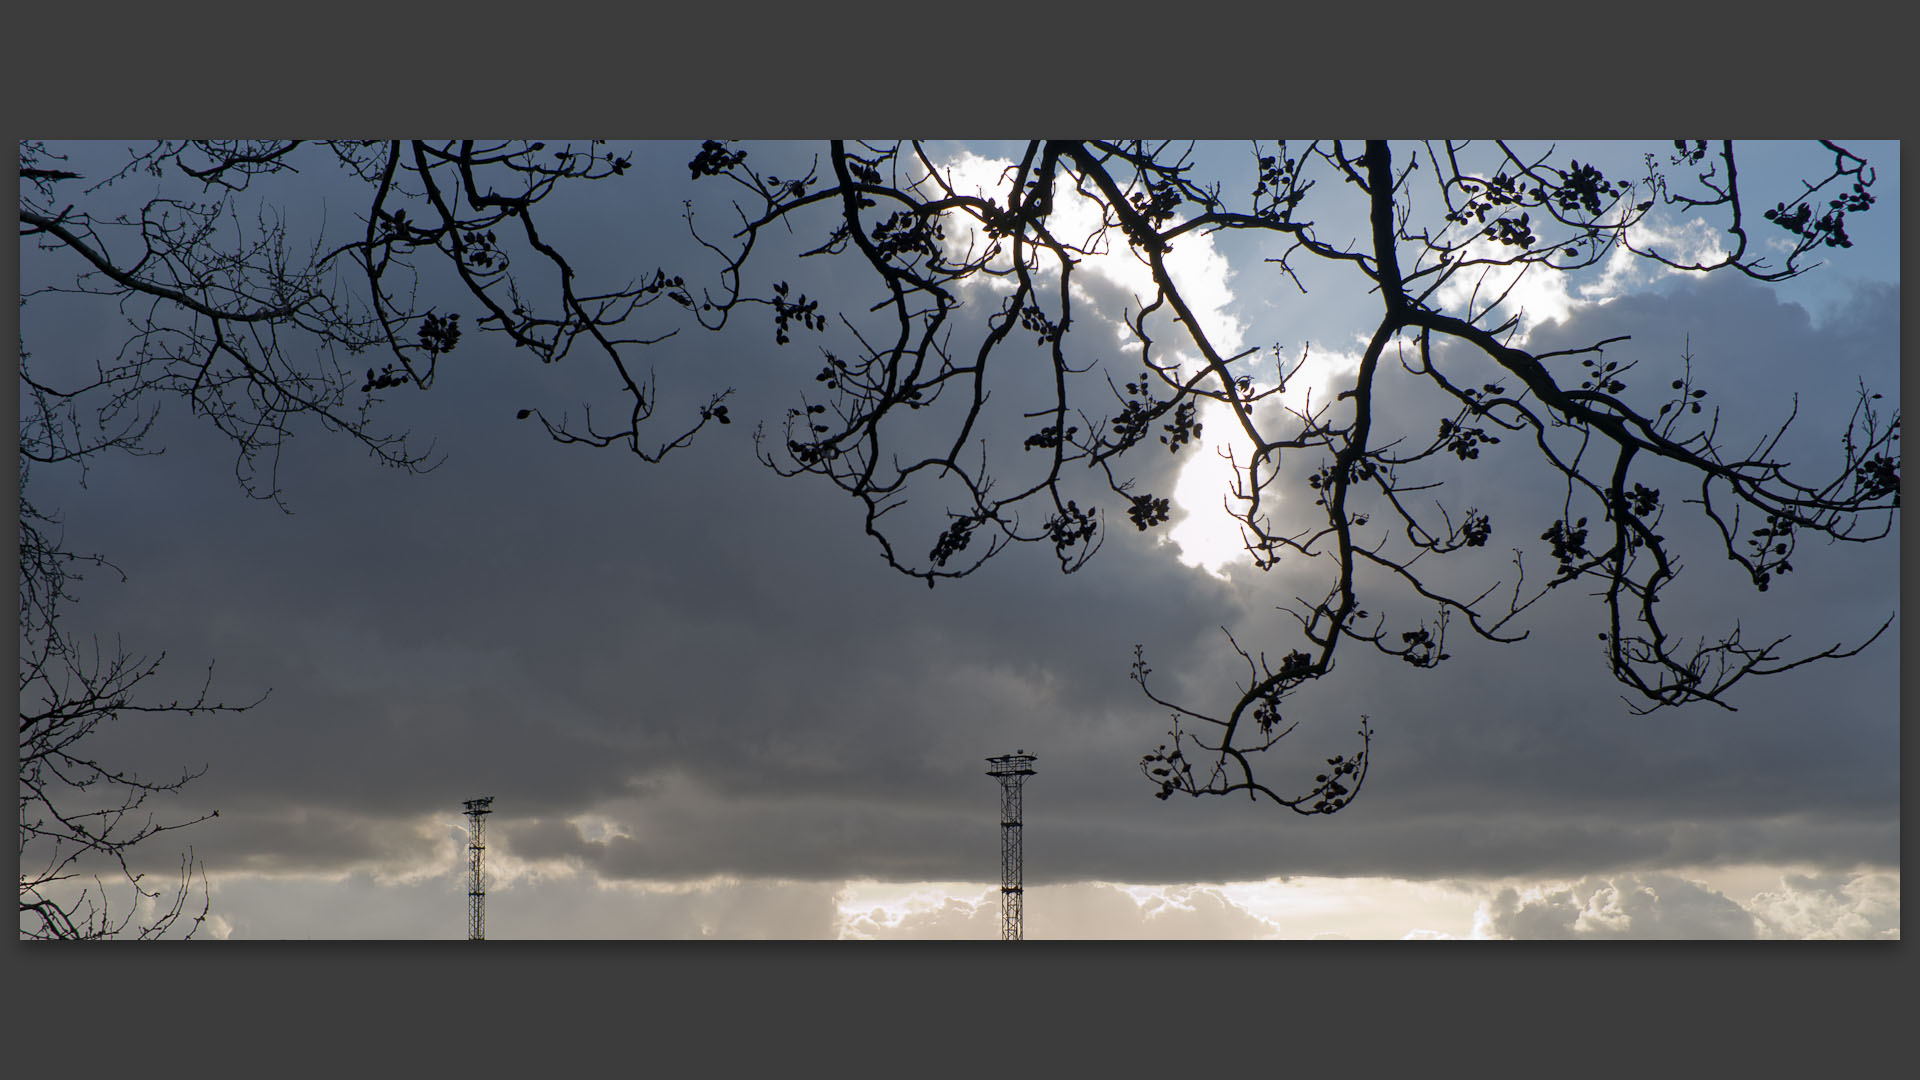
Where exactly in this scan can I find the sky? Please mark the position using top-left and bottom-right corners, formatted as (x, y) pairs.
(17, 139), (1902, 940)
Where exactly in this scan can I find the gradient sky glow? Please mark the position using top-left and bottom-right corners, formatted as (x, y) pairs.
(17, 139), (1900, 939)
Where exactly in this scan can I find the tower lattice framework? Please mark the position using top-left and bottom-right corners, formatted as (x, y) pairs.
(985, 751), (1036, 941)
(463, 796), (494, 940)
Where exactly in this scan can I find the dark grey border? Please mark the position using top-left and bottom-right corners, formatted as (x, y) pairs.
(9, 1), (1909, 1074)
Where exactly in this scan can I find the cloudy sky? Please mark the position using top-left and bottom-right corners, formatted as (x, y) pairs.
(18, 139), (1901, 940)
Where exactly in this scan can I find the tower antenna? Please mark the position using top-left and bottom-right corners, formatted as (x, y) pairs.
(463, 796), (494, 940)
(985, 751), (1036, 940)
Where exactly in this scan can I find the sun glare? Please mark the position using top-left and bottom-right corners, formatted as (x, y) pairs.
(1165, 407), (1252, 578)
(1165, 345), (1364, 579)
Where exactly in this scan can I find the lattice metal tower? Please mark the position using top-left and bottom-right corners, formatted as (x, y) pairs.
(463, 796), (494, 940)
(985, 751), (1036, 940)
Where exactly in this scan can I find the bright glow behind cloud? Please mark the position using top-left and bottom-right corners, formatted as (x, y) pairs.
(928, 148), (1263, 578)
(1434, 212), (1736, 346)
(182, 862), (1898, 938)
(1164, 343), (1367, 578)
(929, 149), (1246, 361)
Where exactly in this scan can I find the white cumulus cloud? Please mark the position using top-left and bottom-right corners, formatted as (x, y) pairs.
(1469, 869), (1898, 940)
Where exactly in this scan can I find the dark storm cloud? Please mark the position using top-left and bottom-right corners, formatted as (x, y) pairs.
(502, 794), (989, 882)
(57, 366), (1240, 871)
(1081, 269), (1899, 879)
(205, 808), (458, 878)
(1039, 803), (1895, 883)
(24, 145), (1897, 901)
(30, 143), (1247, 886)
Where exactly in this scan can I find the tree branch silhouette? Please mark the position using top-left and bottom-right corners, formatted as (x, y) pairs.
(18, 139), (724, 936)
(678, 139), (1896, 811)
(20, 140), (1896, 849)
